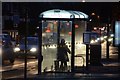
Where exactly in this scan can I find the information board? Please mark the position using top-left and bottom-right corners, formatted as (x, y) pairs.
(83, 32), (100, 45)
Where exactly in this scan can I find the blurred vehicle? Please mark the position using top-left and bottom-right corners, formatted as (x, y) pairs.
(14, 37), (39, 58)
(0, 33), (15, 64)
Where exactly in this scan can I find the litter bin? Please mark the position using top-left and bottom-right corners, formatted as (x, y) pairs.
(90, 45), (103, 66)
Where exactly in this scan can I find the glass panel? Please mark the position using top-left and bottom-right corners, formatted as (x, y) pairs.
(74, 21), (86, 67)
(58, 21), (72, 72)
(42, 20), (72, 72)
(42, 20), (58, 72)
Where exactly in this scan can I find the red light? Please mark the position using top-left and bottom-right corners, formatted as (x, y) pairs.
(68, 32), (72, 35)
(46, 27), (51, 32)
(46, 29), (51, 32)
(75, 25), (79, 28)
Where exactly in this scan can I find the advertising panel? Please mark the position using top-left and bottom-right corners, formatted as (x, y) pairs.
(115, 21), (120, 46)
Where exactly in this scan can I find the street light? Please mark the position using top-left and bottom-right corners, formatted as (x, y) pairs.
(89, 19), (92, 22)
(97, 15), (100, 19)
(91, 13), (95, 16)
(93, 27), (97, 30)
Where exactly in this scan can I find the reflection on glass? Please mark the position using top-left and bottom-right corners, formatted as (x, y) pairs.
(42, 20), (87, 72)
(74, 21), (86, 67)
(42, 20), (72, 72)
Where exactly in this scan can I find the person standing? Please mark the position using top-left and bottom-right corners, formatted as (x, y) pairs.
(57, 39), (71, 71)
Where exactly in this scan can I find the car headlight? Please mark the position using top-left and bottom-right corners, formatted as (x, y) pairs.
(30, 48), (37, 52)
(90, 40), (95, 44)
(110, 34), (114, 37)
(104, 36), (107, 39)
(14, 47), (20, 52)
(97, 38), (100, 41)
(108, 38), (113, 42)
(100, 37), (104, 41)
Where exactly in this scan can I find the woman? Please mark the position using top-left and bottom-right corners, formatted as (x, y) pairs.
(57, 39), (71, 71)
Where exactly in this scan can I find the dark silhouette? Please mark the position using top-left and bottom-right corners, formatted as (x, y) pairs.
(57, 39), (71, 71)
(118, 44), (120, 62)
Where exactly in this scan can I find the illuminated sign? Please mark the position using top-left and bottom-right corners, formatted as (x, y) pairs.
(83, 32), (100, 45)
(83, 33), (90, 44)
(115, 21), (120, 46)
(40, 9), (88, 19)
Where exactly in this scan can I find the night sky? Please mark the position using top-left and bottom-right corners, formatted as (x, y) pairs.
(23, 2), (117, 18)
(2, 2), (119, 35)
(2, 2), (118, 18)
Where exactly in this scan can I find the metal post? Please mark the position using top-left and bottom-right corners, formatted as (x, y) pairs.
(86, 44), (89, 70)
(38, 19), (42, 75)
(56, 20), (60, 71)
(118, 44), (120, 62)
(86, 21), (89, 70)
(57, 20), (60, 50)
(24, 8), (28, 79)
(71, 20), (75, 72)
(106, 24), (109, 59)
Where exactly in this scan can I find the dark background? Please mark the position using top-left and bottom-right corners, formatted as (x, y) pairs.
(2, 2), (119, 35)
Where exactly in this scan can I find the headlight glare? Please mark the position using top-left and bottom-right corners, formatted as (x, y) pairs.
(90, 40), (95, 44)
(100, 37), (104, 41)
(30, 48), (37, 52)
(14, 47), (20, 52)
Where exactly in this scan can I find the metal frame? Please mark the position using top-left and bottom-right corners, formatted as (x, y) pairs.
(38, 18), (88, 74)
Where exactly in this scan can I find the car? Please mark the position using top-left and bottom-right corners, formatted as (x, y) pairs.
(14, 37), (39, 58)
(0, 33), (15, 64)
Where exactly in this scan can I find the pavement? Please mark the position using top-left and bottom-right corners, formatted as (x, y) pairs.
(4, 56), (120, 80)
(5, 73), (120, 80)
(2, 45), (120, 80)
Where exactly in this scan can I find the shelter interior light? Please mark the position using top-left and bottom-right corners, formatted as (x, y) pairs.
(82, 0), (86, 2)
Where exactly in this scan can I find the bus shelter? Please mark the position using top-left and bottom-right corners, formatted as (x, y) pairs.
(38, 9), (88, 74)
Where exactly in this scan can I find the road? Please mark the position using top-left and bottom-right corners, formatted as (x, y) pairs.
(0, 42), (119, 79)
(1, 58), (38, 79)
